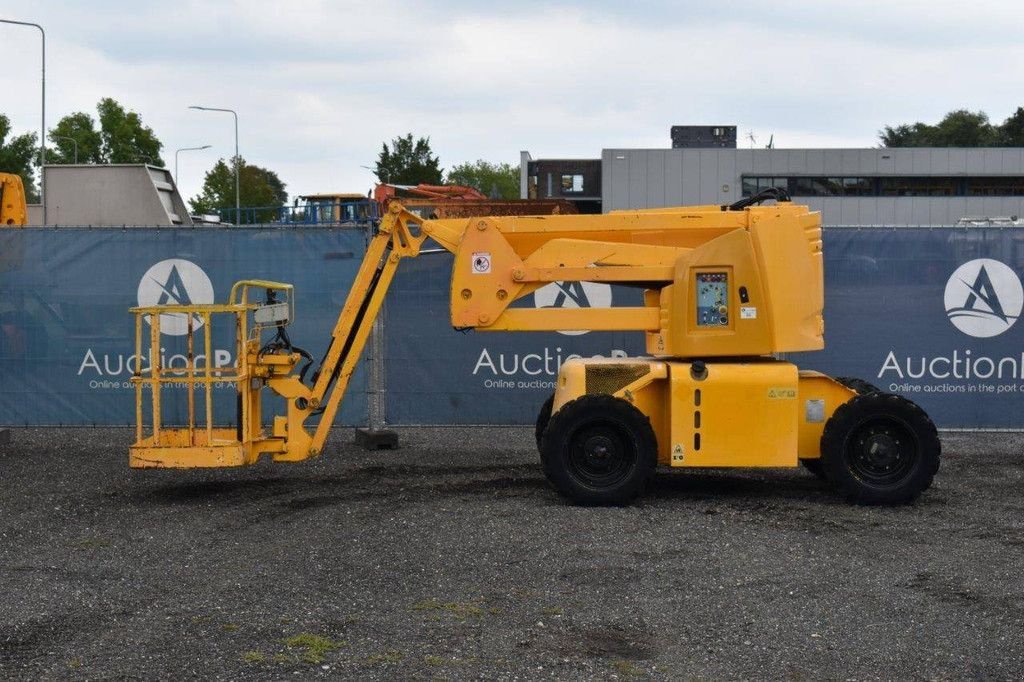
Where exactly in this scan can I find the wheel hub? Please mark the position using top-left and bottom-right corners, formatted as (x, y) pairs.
(849, 422), (914, 483)
(583, 435), (616, 469)
(568, 424), (634, 486)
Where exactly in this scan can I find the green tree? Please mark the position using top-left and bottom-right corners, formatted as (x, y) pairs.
(189, 156), (288, 223)
(880, 109), (1000, 147)
(1001, 107), (1024, 146)
(48, 111), (103, 164)
(374, 133), (442, 185)
(48, 98), (164, 165)
(97, 98), (164, 165)
(445, 160), (520, 199)
(0, 114), (40, 202)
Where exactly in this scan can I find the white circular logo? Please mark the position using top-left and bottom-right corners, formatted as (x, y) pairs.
(137, 259), (215, 336)
(944, 258), (1023, 338)
(534, 281), (613, 336)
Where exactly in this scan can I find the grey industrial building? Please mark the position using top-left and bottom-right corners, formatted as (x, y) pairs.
(521, 132), (1024, 225)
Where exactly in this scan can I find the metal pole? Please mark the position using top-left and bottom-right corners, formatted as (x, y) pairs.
(188, 106), (239, 222)
(0, 19), (45, 224)
(232, 110), (239, 219)
(174, 145), (211, 186)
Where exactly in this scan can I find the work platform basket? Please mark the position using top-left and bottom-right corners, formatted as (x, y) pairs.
(129, 280), (293, 468)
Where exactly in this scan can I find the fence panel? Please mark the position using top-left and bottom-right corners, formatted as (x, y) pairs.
(0, 227), (369, 427)
(384, 227), (1024, 429)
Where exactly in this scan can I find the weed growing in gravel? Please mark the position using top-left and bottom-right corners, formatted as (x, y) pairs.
(611, 659), (644, 678)
(412, 598), (485, 618)
(222, 623), (239, 632)
(424, 655), (444, 666)
(284, 633), (344, 663)
(365, 651), (404, 665)
(542, 607), (564, 616)
(241, 651), (266, 664)
(74, 538), (111, 549)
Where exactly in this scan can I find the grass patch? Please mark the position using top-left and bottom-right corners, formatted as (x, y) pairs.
(284, 633), (344, 664)
(74, 538), (111, 549)
(541, 607), (564, 616)
(222, 623), (239, 632)
(366, 650), (403, 665)
(611, 659), (645, 678)
(424, 655), (445, 666)
(412, 598), (485, 619)
(241, 651), (266, 664)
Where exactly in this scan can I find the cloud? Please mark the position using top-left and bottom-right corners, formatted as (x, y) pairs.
(3, 0), (1024, 204)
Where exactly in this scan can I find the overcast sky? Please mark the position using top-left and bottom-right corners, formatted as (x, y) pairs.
(4, 0), (1024, 204)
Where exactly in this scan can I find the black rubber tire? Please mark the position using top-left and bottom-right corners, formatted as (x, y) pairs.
(535, 394), (555, 452)
(800, 457), (827, 479)
(836, 376), (882, 395)
(820, 393), (940, 505)
(802, 376), (882, 477)
(540, 394), (657, 506)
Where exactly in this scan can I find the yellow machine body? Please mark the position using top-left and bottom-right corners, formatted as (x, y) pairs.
(129, 201), (832, 469)
(0, 173), (28, 227)
(550, 357), (858, 469)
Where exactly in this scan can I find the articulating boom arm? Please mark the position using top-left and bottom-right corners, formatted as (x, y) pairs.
(129, 200), (822, 468)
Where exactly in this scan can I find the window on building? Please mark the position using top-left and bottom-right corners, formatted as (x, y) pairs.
(561, 174), (584, 193)
(742, 177), (789, 196)
(879, 177), (958, 197)
(791, 177), (843, 196)
(742, 175), (1024, 198)
(966, 177), (1024, 196)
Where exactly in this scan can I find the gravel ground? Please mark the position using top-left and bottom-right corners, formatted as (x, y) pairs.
(1, 427), (1023, 680)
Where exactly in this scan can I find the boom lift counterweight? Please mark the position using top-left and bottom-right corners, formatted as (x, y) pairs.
(130, 195), (940, 505)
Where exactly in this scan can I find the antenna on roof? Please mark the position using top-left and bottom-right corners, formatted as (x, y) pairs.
(766, 134), (774, 149)
(746, 131), (757, 149)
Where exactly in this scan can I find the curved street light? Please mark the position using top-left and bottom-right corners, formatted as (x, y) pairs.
(50, 134), (77, 164)
(174, 144), (212, 186)
(189, 105), (239, 219)
(0, 19), (45, 222)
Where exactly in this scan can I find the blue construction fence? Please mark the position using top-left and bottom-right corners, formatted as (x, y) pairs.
(2, 225), (1024, 428)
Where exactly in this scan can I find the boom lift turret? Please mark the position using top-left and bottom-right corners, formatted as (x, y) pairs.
(130, 191), (940, 505)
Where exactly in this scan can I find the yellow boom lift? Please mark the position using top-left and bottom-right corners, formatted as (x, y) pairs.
(0, 173), (28, 226)
(130, 189), (940, 505)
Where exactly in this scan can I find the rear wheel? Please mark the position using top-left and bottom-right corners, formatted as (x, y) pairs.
(535, 394), (554, 452)
(802, 376), (884, 478)
(540, 394), (657, 506)
(820, 393), (940, 505)
(836, 376), (882, 395)
(800, 457), (826, 479)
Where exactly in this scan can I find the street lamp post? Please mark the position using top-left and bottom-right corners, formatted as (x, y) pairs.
(188, 106), (238, 221)
(50, 135), (77, 163)
(1, 19), (45, 224)
(174, 144), (211, 186)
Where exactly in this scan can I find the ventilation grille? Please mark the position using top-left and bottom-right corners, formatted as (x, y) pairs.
(585, 364), (650, 395)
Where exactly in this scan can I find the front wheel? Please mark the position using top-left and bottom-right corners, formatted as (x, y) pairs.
(540, 394), (657, 505)
(820, 393), (940, 505)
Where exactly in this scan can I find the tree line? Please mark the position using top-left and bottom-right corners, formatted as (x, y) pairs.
(0, 102), (521, 215)
(879, 108), (1024, 147)
(18, 101), (1023, 215)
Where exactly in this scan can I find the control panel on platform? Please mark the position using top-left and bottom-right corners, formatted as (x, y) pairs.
(696, 272), (729, 327)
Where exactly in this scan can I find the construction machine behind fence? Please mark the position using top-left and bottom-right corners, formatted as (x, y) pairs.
(0, 173), (28, 226)
(129, 190), (940, 505)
